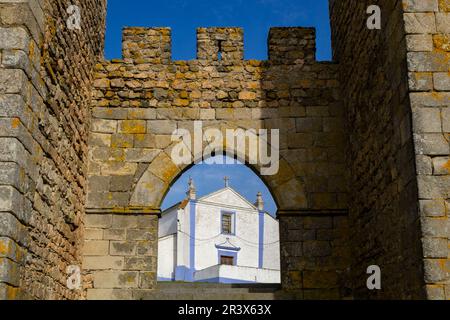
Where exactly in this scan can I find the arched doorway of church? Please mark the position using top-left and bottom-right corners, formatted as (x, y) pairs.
(157, 155), (281, 285)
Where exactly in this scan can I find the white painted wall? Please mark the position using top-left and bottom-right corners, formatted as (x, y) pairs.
(194, 199), (259, 271)
(157, 234), (177, 280)
(263, 215), (280, 270)
(194, 265), (280, 283)
(177, 205), (190, 271)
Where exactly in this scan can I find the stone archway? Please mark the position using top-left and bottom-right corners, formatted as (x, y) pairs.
(82, 27), (350, 300)
(129, 122), (307, 212)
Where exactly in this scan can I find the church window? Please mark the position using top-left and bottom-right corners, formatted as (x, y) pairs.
(222, 213), (233, 234)
(220, 255), (234, 265)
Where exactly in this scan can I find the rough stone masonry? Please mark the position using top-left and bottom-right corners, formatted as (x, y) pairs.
(0, 0), (448, 300)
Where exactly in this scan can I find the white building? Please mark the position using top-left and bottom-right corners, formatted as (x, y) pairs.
(157, 178), (280, 284)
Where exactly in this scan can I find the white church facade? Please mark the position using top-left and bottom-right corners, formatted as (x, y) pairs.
(157, 178), (281, 284)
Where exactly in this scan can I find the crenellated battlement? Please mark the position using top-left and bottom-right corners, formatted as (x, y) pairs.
(120, 26), (317, 65)
(122, 27), (172, 64)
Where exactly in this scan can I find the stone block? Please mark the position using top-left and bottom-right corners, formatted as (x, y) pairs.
(103, 229), (126, 241)
(403, 0), (439, 12)
(125, 148), (160, 163)
(432, 157), (450, 175)
(422, 237), (448, 258)
(126, 229), (154, 241)
(417, 175), (450, 198)
(139, 272), (156, 289)
(128, 108), (156, 120)
(84, 240), (109, 256)
(89, 133), (112, 147)
(407, 52), (450, 72)
(420, 217), (449, 237)
(423, 259), (450, 283)
(147, 120), (176, 135)
(84, 228), (103, 240)
(92, 107), (127, 120)
(412, 108), (442, 132)
(0, 258), (20, 286)
(85, 214), (112, 228)
(124, 257), (154, 271)
(134, 134), (156, 148)
(111, 133), (134, 148)
(118, 120), (146, 134)
(303, 241), (332, 257)
(416, 155), (433, 175)
(83, 256), (124, 270)
(0, 27), (29, 50)
(443, 108), (450, 132)
(433, 72), (450, 90)
(112, 215), (138, 228)
(136, 241), (156, 256)
(0, 69), (27, 94)
(91, 119), (117, 134)
(110, 175), (134, 192)
(404, 13), (436, 33)
(87, 288), (133, 300)
(0, 283), (19, 300)
(426, 285), (446, 300)
(414, 134), (450, 155)
(93, 271), (139, 289)
(110, 241), (136, 256)
(420, 199), (446, 217)
(406, 34), (433, 51)
(408, 72), (433, 91)
(436, 13), (450, 32)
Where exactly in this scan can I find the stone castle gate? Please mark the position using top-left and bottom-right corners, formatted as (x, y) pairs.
(0, 0), (448, 300)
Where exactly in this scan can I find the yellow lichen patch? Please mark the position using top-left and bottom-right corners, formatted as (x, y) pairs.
(11, 118), (20, 129)
(119, 120), (146, 134)
(433, 34), (450, 52)
(439, 0), (450, 12)
(7, 286), (18, 300)
(174, 98), (190, 107)
(238, 91), (256, 100)
(0, 240), (8, 256)
(442, 160), (450, 173)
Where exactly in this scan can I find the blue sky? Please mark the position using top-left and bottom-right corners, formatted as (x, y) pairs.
(104, 1), (332, 215)
(162, 156), (278, 216)
(105, 0), (332, 61)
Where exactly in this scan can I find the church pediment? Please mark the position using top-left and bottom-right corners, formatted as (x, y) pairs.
(198, 187), (257, 210)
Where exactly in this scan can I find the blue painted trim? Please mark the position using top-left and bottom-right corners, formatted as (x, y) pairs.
(157, 276), (175, 282)
(258, 211), (264, 269)
(175, 265), (190, 281)
(197, 277), (256, 284)
(217, 249), (238, 266)
(220, 210), (236, 235)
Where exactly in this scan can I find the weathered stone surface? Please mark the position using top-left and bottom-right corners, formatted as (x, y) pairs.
(83, 256), (124, 270)
(0, 0), (447, 301)
(93, 271), (139, 289)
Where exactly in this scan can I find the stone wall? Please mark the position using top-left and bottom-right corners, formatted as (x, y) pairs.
(404, 0), (450, 300)
(85, 26), (349, 299)
(0, 0), (106, 299)
(83, 213), (158, 300)
(279, 213), (350, 299)
(330, 0), (426, 299)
